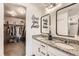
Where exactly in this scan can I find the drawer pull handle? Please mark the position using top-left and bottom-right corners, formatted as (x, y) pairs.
(38, 48), (40, 52)
(41, 52), (45, 55)
(41, 45), (45, 47)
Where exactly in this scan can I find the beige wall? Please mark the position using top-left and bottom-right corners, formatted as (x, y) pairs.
(0, 3), (4, 56)
(25, 4), (45, 55)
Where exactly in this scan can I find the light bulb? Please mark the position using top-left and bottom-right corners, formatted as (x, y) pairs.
(17, 7), (25, 14)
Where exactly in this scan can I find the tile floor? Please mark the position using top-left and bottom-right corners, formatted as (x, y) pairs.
(4, 42), (25, 56)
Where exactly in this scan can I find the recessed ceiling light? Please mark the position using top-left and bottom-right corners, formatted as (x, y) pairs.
(17, 7), (25, 14)
(7, 10), (17, 16)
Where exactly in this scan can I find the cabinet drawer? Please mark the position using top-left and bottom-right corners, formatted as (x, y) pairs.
(40, 42), (48, 56)
(40, 42), (47, 50)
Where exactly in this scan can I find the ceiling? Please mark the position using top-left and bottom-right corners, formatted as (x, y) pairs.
(4, 3), (26, 19)
(34, 3), (71, 8)
(33, 3), (71, 13)
(33, 3), (61, 9)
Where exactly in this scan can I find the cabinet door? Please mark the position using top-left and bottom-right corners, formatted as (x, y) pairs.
(47, 46), (56, 56)
(47, 51), (55, 56)
(32, 39), (41, 56)
(47, 46), (71, 56)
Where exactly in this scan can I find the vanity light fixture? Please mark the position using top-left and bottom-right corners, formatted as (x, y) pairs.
(45, 4), (62, 13)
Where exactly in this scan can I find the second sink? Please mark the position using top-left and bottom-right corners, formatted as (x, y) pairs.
(54, 43), (74, 50)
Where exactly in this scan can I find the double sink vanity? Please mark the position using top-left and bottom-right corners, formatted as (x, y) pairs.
(32, 35), (79, 56)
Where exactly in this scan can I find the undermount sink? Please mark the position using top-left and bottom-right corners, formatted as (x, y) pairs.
(54, 43), (74, 50)
(36, 36), (48, 40)
(36, 37), (44, 39)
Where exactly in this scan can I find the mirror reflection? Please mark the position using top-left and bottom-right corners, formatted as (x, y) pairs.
(56, 3), (79, 37)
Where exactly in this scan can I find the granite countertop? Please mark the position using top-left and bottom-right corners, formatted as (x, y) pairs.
(32, 35), (79, 56)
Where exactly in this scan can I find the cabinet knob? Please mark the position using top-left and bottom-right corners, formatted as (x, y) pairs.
(41, 45), (45, 47)
(41, 51), (45, 55)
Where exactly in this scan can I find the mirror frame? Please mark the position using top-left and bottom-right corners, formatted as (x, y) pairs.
(56, 3), (76, 37)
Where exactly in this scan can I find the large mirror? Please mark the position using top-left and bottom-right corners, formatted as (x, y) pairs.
(56, 3), (79, 37)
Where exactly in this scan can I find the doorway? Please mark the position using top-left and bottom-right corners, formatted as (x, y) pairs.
(4, 3), (26, 56)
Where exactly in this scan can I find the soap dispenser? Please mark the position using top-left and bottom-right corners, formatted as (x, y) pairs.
(48, 31), (52, 40)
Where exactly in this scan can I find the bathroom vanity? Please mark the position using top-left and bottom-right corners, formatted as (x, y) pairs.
(32, 35), (79, 56)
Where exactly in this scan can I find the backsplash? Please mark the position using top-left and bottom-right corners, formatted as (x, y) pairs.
(53, 37), (79, 45)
